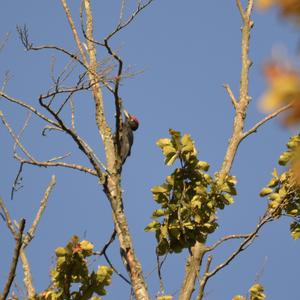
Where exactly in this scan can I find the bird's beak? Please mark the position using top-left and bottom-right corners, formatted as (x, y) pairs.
(124, 110), (130, 119)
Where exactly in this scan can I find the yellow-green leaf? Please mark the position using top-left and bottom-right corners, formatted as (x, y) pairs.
(151, 185), (168, 194)
(157, 296), (173, 300)
(197, 161), (210, 171)
(232, 296), (246, 300)
(259, 187), (273, 197)
(145, 221), (160, 232)
(290, 222), (300, 240)
(156, 138), (171, 148)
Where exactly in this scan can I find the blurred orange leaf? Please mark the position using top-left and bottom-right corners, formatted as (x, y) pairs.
(260, 62), (300, 110)
(256, 0), (275, 10)
(257, 0), (300, 24)
(260, 61), (300, 125)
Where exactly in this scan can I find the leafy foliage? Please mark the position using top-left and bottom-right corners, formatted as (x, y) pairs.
(156, 295), (173, 300)
(232, 283), (266, 300)
(249, 283), (266, 300)
(35, 236), (113, 300)
(260, 134), (300, 239)
(232, 296), (246, 300)
(145, 129), (237, 255)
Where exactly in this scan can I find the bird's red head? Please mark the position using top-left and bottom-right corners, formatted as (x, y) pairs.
(124, 110), (139, 131)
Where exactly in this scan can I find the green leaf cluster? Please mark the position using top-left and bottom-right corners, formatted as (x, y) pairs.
(232, 296), (246, 300)
(249, 283), (266, 300)
(156, 295), (173, 300)
(232, 283), (266, 300)
(260, 134), (300, 240)
(146, 129), (237, 255)
(35, 236), (113, 300)
(278, 134), (300, 166)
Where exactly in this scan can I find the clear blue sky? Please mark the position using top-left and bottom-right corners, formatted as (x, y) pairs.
(0, 1), (299, 299)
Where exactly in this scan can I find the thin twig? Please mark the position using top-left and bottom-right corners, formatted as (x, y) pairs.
(156, 254), (167, 294)
(15, 154), (97, 176)
(105, 0), (154, 41)
(95, 229), (117, 256)
(11, 163), (24, 200)
(93, 229), (131, 285)
(1, 71), (12, 93)
(196, 255), (212, 300)
(236, 0), (245, 19)
(197, 217), (268, 300)
(206, 234), (250, 252)
(23, 176), (56, 247)
(0, 111), (36, 161)
(103, 252), (131, 285)
(103, 39), (123, 158)
(223, 84), (238, 109)
(39, 81), (94, 102)
(60, 0), (89, 66)
(48, 153), (71, 162)
(20, 250), (35, 298)
(242, 103), (293, 140)
(196, 192), (287, 300)
(1, 219), (26, 300)
(255, 256), (268, 283)
(31, 45), (86, 69)
(246, 0), (254, 16)
(0, 198), (16, 236)
(204, 255), (212, 275)
(0, 92), (59, 127)
(119, 0), (126, 24)
(0, 32), (10, 52)
(38, 96), (105, 181)
(70, 98), (76, 130)
(11, 113), (32, 200)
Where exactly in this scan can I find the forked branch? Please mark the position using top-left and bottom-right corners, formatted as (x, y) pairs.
(1, 218), (26, 300)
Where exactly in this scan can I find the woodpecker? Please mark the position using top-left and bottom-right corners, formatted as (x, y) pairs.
(120, 110), (139, 164)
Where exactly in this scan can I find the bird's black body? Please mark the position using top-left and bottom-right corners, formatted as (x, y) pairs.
(120, 111), (139, 164)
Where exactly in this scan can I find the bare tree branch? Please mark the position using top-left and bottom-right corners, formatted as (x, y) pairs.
(0, 92), (59, 127)
(1, 219), (26, 300)
(197, 216), (268, 300)
(11, 113), (32, 199)
(60, 1), (89, 65)
(38, 96), (105, 180)
(0, 111), (36, 161)
(0, 198), (17, 236)
(157, 254), (166, 295)
(17, 25), (114, 94)
(103, 39), (123, 161)
(16, 25), (85, 68)
(196, 184), (292, 300)
(3, 176), (56, 298)
(11, 162), (24, 200)
(0, 32), (10, 52)
(242, 103), (293, 140)
(93, 229), (131, 285)
(14, 152), (97, 176)
(70, 98), (76, 130)
(20, 251), (35, 298)
(103, 252), (131, 285)
(105, 0), (154, 41)
(97, 229), (117, 256)
(23, 176), (56, 247)
(206, 234), (251, 252)
(21, 176), (56, 298)
(223, 84), (238, 109)
(236, 0), (245, 20)
(179, 1), (255, 299)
